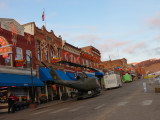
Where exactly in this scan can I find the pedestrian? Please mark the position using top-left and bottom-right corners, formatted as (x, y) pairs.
(12, 93), (17, 113)
(8, 93), (14, 113)
(8, 93), (17, 113)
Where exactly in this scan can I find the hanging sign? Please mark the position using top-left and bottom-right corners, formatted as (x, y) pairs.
(15, 59), (25, 67)
(52, 57), (60, 63)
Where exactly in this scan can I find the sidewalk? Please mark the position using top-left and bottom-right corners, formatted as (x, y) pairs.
(0, 99), (73, 119)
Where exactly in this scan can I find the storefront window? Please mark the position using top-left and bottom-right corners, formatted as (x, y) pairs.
(37, 40), (41, 61)
(26, 50), (31, 68)
(16, 47), (22, 60)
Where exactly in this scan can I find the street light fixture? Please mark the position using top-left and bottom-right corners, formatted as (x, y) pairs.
(25, 54), (38, 104)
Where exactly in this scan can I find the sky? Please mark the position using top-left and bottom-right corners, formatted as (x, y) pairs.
(1, 0), (160, 63)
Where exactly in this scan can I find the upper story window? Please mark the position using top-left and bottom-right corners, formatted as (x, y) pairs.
(5, 54), (11, 66)
(86, 60), (89, 67)
(74, 56), (76, 63)
(37, 40), (41, 61)
(45, 51), (48, 61)
(16, 47), (22, 60)
(26, 50), (31, 68)
(71, 55), (73, 62)
(90, 62), (92, 68)
(57, 48), (60, 57)
(50, 47), (54, 59)
(65, 54), (68, 61)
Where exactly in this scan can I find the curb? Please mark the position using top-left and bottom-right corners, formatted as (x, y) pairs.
(33, 99), (73, 111)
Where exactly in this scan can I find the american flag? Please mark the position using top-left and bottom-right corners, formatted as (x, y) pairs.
(42, 11), (44, 21)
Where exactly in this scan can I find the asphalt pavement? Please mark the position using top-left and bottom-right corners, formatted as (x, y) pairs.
(1, 79), (160, 120)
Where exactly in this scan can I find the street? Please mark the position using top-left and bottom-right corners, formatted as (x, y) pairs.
(1, 79), (160, 120)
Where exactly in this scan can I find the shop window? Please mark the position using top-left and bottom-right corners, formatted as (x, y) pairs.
(37, 40), (41, 61)
(5, 54), (11, 66)
(16, 47), (22, 60)
(26, 50), (31, 68)
(41, 87), (46, 95)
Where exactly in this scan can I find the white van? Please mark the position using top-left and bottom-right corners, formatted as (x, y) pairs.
(103, 73), (122, 89)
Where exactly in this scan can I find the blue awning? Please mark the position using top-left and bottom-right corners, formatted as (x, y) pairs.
(86, 73), (95, 77)
(66, 72), (77, 80)
(39, 67), (53, 82)
(86, 73), (100, 80)
(55, 70), (71, 80)
(0, 73), (44, 87)
(95, 72), (104, 76)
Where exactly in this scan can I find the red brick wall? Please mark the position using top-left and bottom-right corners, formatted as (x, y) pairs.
(0, 28), (36, 69)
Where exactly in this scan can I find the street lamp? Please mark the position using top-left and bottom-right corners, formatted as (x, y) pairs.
(25, 54), (38, 104)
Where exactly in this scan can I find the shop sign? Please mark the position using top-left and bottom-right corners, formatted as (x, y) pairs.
(0, 37), (12, 58)
(15, 59), (25, 67)
(52, 57), (60, 63)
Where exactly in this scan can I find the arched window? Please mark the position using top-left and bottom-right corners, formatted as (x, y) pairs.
(37, 40), (41, 60)
(26, 50), (31, 68)
(65, 54), (68, 61)
(16, 47), (22, 60)
(50, 46), (54, 59)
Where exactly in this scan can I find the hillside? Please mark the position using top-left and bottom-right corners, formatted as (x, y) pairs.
(134, 59), (160, 73)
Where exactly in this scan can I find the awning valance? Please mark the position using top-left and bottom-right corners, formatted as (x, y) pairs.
(0, 73), (44, 87)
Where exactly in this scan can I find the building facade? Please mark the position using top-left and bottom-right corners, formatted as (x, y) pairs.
(102, 58), (127, 72)
(23, 22), (64, 100)
(0, 18), (44, 103)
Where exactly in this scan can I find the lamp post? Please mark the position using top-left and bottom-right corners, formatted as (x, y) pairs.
(25, 54), (38, 104)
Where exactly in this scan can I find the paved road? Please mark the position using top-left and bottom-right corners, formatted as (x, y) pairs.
(1, 79), (160, 120)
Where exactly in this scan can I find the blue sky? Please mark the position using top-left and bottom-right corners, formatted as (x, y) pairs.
(1, 0), (160, 63)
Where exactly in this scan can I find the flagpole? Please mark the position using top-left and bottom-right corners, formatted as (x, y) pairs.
(43, 8), (46, 28)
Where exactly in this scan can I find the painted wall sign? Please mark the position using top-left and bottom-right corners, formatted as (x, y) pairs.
(0, 36), (12, 58)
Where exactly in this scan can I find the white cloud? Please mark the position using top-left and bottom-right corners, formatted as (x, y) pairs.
(122, 41), (147, 54)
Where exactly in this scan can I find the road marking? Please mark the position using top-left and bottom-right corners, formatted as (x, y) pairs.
(69, 106), (84, 112)
(32, 109), (52, 115)
(141, 100), (152, 106)
(49, 108), (69, 114)
(117, 101), (128, 106)
(94, 104), (105, 110)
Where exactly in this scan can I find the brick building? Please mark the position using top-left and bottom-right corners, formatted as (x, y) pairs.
(102, 58), (127, 72)
(23, 22), (64, 100)
(0, 18), (44, 102)
(62, 40), (81, 73)
(81, 46), (101, 70)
